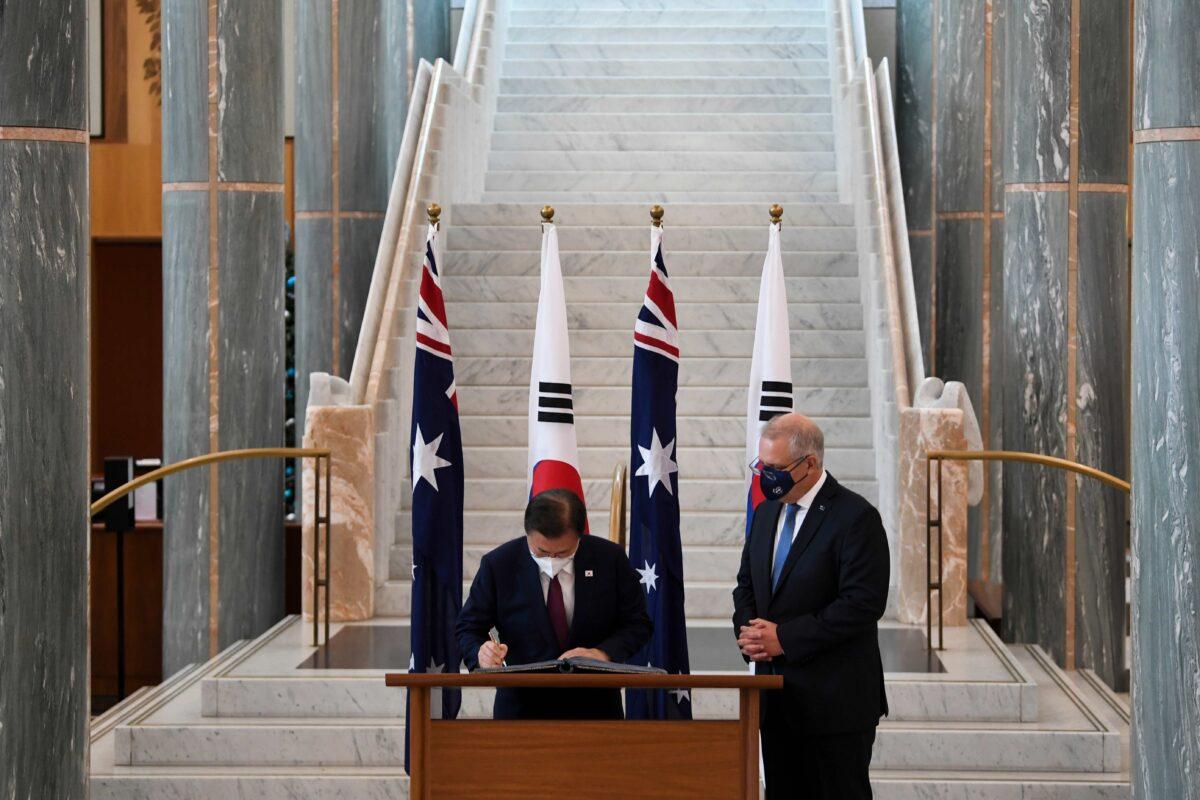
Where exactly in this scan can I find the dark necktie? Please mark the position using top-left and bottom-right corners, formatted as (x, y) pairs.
(546, 574), (569, 651)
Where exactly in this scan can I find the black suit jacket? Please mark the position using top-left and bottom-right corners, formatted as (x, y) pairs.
(456, 534), (652, 719)
(732, 473), (890, 734)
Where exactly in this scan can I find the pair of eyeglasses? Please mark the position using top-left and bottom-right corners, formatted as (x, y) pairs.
(747, 454), (813, 476)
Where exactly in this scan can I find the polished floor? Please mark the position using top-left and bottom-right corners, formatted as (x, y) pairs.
(299, 622), (945, 673)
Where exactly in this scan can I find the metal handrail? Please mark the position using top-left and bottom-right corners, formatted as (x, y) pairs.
(924, 449), (1129, 664)
(91, 447), (335, 647)
(609, 462), (628, 549)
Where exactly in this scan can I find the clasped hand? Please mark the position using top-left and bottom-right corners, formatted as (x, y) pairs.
(738, 618), (783, 661)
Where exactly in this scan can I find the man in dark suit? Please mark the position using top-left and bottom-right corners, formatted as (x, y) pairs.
(733, 413), (890, 799)
(456, 488), (653, 719)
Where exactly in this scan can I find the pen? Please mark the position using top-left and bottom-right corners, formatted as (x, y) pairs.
(488, 629), (507, 667)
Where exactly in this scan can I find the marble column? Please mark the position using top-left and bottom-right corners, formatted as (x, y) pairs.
(1131, 0), (1200, 795)
(296, 0), (386, 420)
(897, 0), (1006, 594)
(296, 0), (451, 421)
(161, 0), (286, 674)
(1002, 0), (1129, 688)
(0, 1), (89, 796)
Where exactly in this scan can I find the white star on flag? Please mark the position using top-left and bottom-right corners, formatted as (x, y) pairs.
(412, 426), (452, 492)
(670, 688), (691, 705)
(636, 560), (659, 593)
(635, 428), (678, 496)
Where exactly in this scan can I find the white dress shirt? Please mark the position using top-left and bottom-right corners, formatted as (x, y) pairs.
(772, 469), (829, 566)
(530, 550), (576, 626)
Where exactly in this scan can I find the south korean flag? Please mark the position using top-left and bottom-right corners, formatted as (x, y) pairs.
(527, 216), (589, 530)
(745, 214), (793, 527)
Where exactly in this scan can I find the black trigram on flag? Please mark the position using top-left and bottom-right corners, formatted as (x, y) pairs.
(537, 381), (574, 424)
(758, 380), (793, 422)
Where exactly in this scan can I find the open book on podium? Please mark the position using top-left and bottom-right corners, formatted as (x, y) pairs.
(386, 670), (782, 799)
(476, 657), (665, 675)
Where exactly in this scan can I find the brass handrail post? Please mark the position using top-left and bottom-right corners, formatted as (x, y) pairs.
(937, 457), (944, 650)
(88, 447), (335, 652)
(920, 448), (1131, 663)
(324, 452), (332, 645)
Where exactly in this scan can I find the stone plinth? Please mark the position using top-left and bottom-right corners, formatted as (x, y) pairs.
(896, 407), (969, 629)
(302, 405), (376, 621)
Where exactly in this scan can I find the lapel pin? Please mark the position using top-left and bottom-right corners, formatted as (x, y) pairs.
(818, 505), (825, 511)
(585, 569), (594, 577)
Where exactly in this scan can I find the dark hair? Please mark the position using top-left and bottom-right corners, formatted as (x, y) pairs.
(524, 489), (586, 540)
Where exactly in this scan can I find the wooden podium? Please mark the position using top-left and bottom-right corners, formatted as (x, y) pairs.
(385, 672), (782, 799)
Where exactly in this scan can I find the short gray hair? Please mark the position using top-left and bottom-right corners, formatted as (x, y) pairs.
(761, 414), (825, 465)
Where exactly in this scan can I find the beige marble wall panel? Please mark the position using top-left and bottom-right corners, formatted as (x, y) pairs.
(303, 405), (376, 621)
(897, 406), (968, 629)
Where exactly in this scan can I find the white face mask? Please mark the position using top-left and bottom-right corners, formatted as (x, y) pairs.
(532, 554), (573, 578)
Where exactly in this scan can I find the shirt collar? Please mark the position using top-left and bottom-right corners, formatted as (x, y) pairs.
(794, 469), (828, 510)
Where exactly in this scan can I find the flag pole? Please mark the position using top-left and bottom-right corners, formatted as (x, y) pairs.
(541, 204), (555, 223)
(651, 204), (664, 227)
(428, 203), (441, 227)
(770, 203), (783, 227)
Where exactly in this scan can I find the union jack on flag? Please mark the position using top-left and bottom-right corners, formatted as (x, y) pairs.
(407, 214), (464, 769)
(625, 219), (691, 720)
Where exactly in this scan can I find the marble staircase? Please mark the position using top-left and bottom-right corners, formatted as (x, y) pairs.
(375, 0), (877, 624)
(89, 618), (1131, 798)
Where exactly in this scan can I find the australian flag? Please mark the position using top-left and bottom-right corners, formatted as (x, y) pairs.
(626, 221), (692, 720)
(407, 215), (463, 768)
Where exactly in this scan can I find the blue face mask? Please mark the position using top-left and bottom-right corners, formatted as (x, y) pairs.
(757, 456), (811, 500)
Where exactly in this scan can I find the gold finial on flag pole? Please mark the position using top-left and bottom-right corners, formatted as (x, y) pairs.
(427, 203), (441, 225)
(650, 205), (664, 227)
(541, 205), (555, 223)
(770, 204), (784, 225)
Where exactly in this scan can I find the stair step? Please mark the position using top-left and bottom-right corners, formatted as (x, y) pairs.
(395, 509), (748, 547)
(91, 771), (409, 800)
(454, 444), (877, 480)
(445, 226), (853, 253)
(378, 578), (737, 619)
(202, 668), (1029, 724)
(493, 111), (834, 133)
(502, 58), (830, 78)
(439, 249), (859, 277)
(870, 772), (1130, 799)
(506, 25), (827, 44)
(510, 0), (828, 9)
(445, 302), (864, 332)
(452, 355), (868, 387)
(451, 329), (867, 358)
(505, 41), (828, 61)
(499, 76), (830, 96)
(495, 94), (831, 113)
(480, 190), (844, 204)
(457, 414), (874, 447)
(509, 10), (827, 26)
(389, 543), (744, 583)
(449, 202), (853, 228)
(483, 169), (839, 193)
(456, 385), (871, 417)
(487, 150), (837, 173)
(445, 476), (880, 513)
(489, 131), (835, 153)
